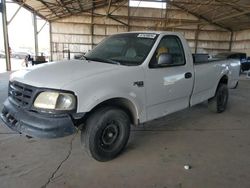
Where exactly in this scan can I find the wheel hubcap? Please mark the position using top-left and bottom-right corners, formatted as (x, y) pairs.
(101, 121), (119, 146)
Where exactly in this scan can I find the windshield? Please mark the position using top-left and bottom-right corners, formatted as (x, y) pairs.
(85, 33), (158, 66)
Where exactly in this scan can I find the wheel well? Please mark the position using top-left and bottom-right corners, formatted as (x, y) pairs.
(209, 75), (229, 100)
(219, 75), (228, 85)
(84, 98), (139, 126)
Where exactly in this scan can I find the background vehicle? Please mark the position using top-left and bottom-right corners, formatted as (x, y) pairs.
(74, 52), (86, 60)
(245, 57), (250, 71)
(0, 51), (6, 58)
(11, 51), (29, 59)
(1, 32), (241, 161)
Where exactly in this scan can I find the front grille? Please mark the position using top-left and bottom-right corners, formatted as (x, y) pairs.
(8, 81), (34, 108)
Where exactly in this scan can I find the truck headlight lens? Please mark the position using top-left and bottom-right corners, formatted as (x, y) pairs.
(34, 91), (76, 111)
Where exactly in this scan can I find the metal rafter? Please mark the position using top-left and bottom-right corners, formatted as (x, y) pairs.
(218, 0), (250, 26)
(36, 0), (61, 19)
(212, 10), (250, 23)
(7, 0), (26, 25)
(108, 15), (128, 26)
(56, 0), (72, 14)
(165, 0), (232, 31)
(106, 0), (112, 15)
(11, 0), (250, 31)
(77, 0), (84, 11)
(200, 6), (221, 16)
(109, 0), (127, 15)
(13, 0), (47, 20)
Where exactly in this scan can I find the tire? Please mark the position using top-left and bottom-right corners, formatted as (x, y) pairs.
(232, 81), (238, 89)
(81, 107), (131, 162)
(208, 84), (229, 113)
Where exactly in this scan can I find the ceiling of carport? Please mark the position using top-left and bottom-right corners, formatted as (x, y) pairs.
(13, 0), (250, 31)
(164, 0), (250, 31)
(13, 0), (124, 20)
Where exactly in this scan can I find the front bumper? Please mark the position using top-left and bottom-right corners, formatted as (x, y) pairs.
(1, 99), (77, 138)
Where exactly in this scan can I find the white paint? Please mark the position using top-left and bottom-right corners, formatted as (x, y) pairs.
(9, 31), (241, 124)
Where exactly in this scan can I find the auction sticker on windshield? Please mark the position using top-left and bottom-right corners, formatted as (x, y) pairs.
(137, 33), (156, 39)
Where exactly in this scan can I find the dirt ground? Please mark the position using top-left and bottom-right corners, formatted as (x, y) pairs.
(0, 72), (250, 188)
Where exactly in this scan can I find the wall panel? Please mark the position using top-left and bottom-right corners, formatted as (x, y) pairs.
(51, 4), (233, 60)
(232, 29), (250, 56)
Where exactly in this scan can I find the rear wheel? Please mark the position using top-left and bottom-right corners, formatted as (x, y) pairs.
(208, 84), (229, 113)
(81, 107), (130, 162)
(232, 81), (239, 89)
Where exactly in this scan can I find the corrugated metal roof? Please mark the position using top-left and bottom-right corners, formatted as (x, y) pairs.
(13, 0), (250, 31)
(13, 0), (124, 21)
(165, 0), (250, 31)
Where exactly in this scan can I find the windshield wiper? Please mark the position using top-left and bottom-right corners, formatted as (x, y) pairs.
(104, 58), (121, 65)
(86, 57), (120, 65)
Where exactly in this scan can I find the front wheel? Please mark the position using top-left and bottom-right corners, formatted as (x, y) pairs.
(208, 84), (229, 113)
(81, 107), (131, 162)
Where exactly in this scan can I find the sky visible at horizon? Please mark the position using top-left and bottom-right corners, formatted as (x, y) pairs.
(0, 2), (50, 54)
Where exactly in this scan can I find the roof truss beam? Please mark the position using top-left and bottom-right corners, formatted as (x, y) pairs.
(165, 0), (231, 31)
(212, 10), (250, 23)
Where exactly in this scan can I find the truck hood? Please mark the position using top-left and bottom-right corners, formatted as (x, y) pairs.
(10, 60), (121, 89)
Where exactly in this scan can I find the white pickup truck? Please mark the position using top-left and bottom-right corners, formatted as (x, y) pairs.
(1, 32), (240, 161)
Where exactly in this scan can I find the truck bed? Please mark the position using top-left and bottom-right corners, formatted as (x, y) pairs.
(190, 57), (240, 106)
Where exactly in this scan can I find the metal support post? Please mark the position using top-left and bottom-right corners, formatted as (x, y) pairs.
(2, 0), (11, 71)
(33, 13), (38, 56)
(127, 0), (130, 31)
(194, 24), (200, 53)
(49, 22), (53, 61)
(91, 8), (94, 49)
(7, 0), (26, 25)
(229, 31), (234, 51)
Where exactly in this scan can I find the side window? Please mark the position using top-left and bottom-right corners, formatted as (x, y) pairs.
(149, 36), (185, 68)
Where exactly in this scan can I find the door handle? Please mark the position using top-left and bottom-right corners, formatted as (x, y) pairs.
(185, 72), (192, 79)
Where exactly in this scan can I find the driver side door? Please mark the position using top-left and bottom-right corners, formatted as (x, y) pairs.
(144, 35), (194, 121)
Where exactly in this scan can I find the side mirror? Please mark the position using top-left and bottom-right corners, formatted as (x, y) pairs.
(158, 53), (173, 66)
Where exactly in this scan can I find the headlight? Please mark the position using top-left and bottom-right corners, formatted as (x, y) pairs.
(34, 91), (76, 111)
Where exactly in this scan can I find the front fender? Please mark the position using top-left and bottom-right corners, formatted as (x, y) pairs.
(62, 66), (146, 122)
(85, 90), (139, 110)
